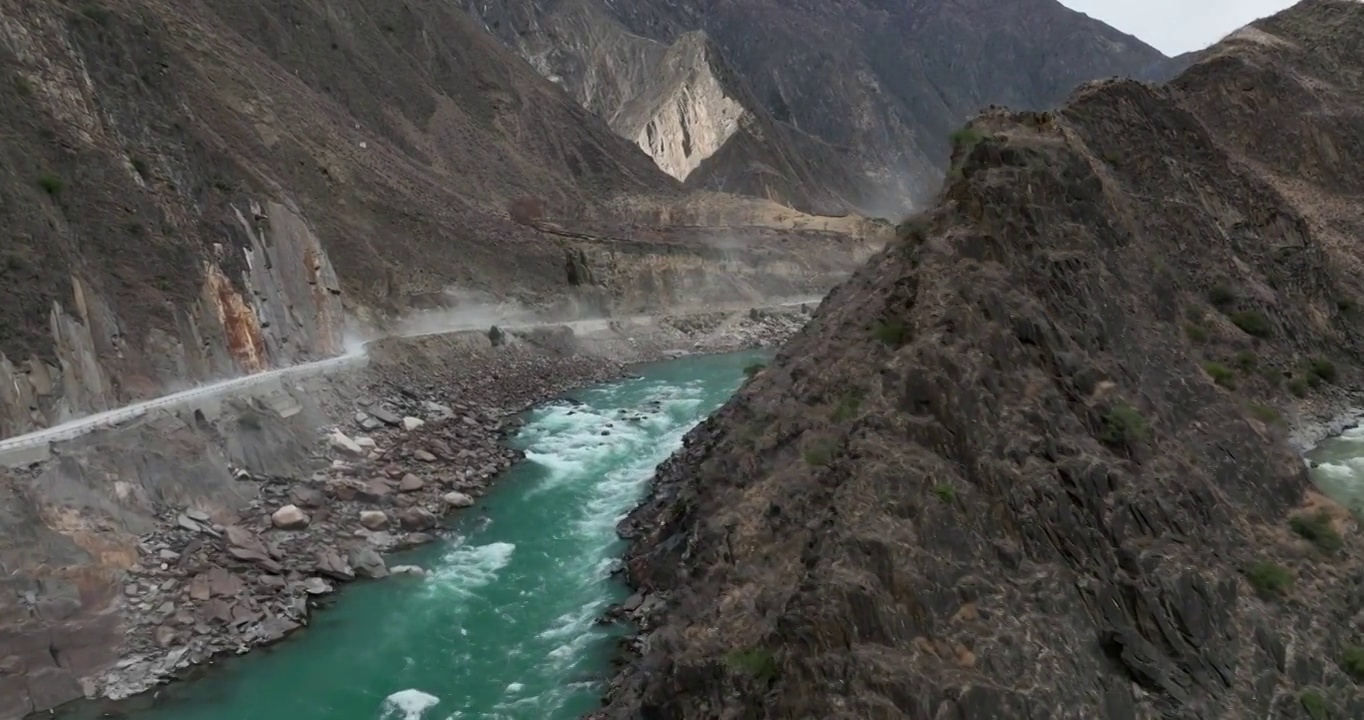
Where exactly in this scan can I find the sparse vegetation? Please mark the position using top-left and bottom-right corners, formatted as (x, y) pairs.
(1308, 358), (1337, 385)
(210, 176), (235, 192)
(12, 75), (32, 96)
(37, 174), (63, 196)
(1289, 376), (1311, 397)
(949, 127), (985, 152)
(1341, 645), (1364, 681)
(1183, 323), (1208, 343)
(871, 318), (907, 346)
(725, 647), (778, 683)
(1230, 310), (1273, 338)
(131, 157), (150, 179)
(1234, 350), (1258, 373)
(1301, 690), (1328, 720)
(1339, 296), (1358, 316)
(831, 392), (862, 422)
(1243, 560), (1292, 599)
(1202, 361), (1235, 388)
(1099, 403), (1147, 448)
(79, 2), (111, 24)
(1208, 284), (1236, 307)
(1290, 511), (1343, 553)
(932, 484), (956, 503)
(742, 362), (765, 378)
(1247, 403), (1281, 425)
(803, 438), (836, 467)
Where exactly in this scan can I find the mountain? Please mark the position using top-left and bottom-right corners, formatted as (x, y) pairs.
(466, 0), (1180, 217)
(596, 1), (1364, 717)
(0, 0), (886, 439)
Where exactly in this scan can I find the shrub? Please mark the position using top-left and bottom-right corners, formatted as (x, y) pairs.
(1243, 560), (1291, 599)
(949, 127), (984, 151)
(79, 3), (110, 24)
(12, 75), (32, 96)
(1208, 284), (1236, 307)
(1289, 376), (1310, 397)
(803, 438), (835, 467)
(1290, 511), (1343, 553)
(871, 319), (907, 346)
(932, 484), (956, 503)
(1099, 403), (1147, 448)
(1183, 323), (1208, 343)
(1338, 297), (1358, 316)
(1308, 358), (1337, 385)
(1230, 310), (1272, 338)
(131, 157), (150, 179)
(1342, 645), (1364, 681)
(1300, 690), (1328, 720)
(725, 648), (778, 683)
(37, 174), (62, 196)
(1202, 361), (1235, 388)
(742, 363), (765, 378)
(1247, 403), (1281, 424)
(831, 393), (861, 422)
(1234, 350), (1258, 372)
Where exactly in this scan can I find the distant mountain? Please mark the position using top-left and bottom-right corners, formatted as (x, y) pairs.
(468, 0), (1179, 217)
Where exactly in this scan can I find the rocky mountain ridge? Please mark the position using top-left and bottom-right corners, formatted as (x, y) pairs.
(467, 0), (1184, 217)
(595, 1), (1364, 718)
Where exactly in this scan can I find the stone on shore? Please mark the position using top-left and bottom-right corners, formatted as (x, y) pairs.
(442, 491), (474, 509)
(329, 430), (365, 456)
(403, 416), (425, 431)
(399, 474), (424, 492)
(359, 510), (390, 530)
(348, 547), (389, 579)
(271, 505), (310, 530)
(395, 507), (437, 532)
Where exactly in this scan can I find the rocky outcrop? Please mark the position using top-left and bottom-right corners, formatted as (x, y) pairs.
(597, 3), (1364, 718)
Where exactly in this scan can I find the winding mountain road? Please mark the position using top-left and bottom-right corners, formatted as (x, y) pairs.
(0, 298), (820, 467)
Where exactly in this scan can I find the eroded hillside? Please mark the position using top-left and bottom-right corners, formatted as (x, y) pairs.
(597, 1), (1364, 718)
(0, 0), (886, 439)
(467, 0), (1182, 218)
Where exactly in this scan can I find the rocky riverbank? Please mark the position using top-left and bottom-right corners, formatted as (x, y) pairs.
(59, 307), (808, 709)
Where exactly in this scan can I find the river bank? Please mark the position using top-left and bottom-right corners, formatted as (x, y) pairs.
(5, 304), (809, 718)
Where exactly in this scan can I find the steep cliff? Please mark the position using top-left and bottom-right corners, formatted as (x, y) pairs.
(0, 0), (886, 438)
(467, 0), (1179, 217)
(598, 2), (1364, 718)
(468, 0), (881, 216)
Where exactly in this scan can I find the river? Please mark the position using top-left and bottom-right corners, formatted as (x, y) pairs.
(93, 350), (766, 720)
(1308, 425), (1364, 515)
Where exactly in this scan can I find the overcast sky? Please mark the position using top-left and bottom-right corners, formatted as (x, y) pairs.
(1058, 0), (1297, 55)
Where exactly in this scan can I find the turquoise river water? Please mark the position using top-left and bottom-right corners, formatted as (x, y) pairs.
(101, 350), (766, 720)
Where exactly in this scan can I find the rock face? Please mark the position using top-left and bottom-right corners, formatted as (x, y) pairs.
(0, 0), (889, 437)
(467, 0), (1182, 217)
(597, 3), (1364, 718)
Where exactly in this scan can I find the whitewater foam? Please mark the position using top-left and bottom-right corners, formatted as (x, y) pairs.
(380, 689), (441, 720)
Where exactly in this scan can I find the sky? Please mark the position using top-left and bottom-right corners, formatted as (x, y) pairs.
(1058, 0), (1298, 55)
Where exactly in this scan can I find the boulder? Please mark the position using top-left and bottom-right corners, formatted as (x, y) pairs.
(367, 406), (402, 426)
(314, 551), (355, 582)
(442, 491), (475, 509)
(289, 485), (326, 508)
(329, 430), (365, 457)
(398, 474), (424, 492)
(271, 505), (310, 530)
(403, 416), (425, 431)
(389, 565), (426, 577)
(413, 449), (438, 462)
(395, 507), (437, 532)
(359, 510), (390, 531)
(348, 547), (389, 579)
